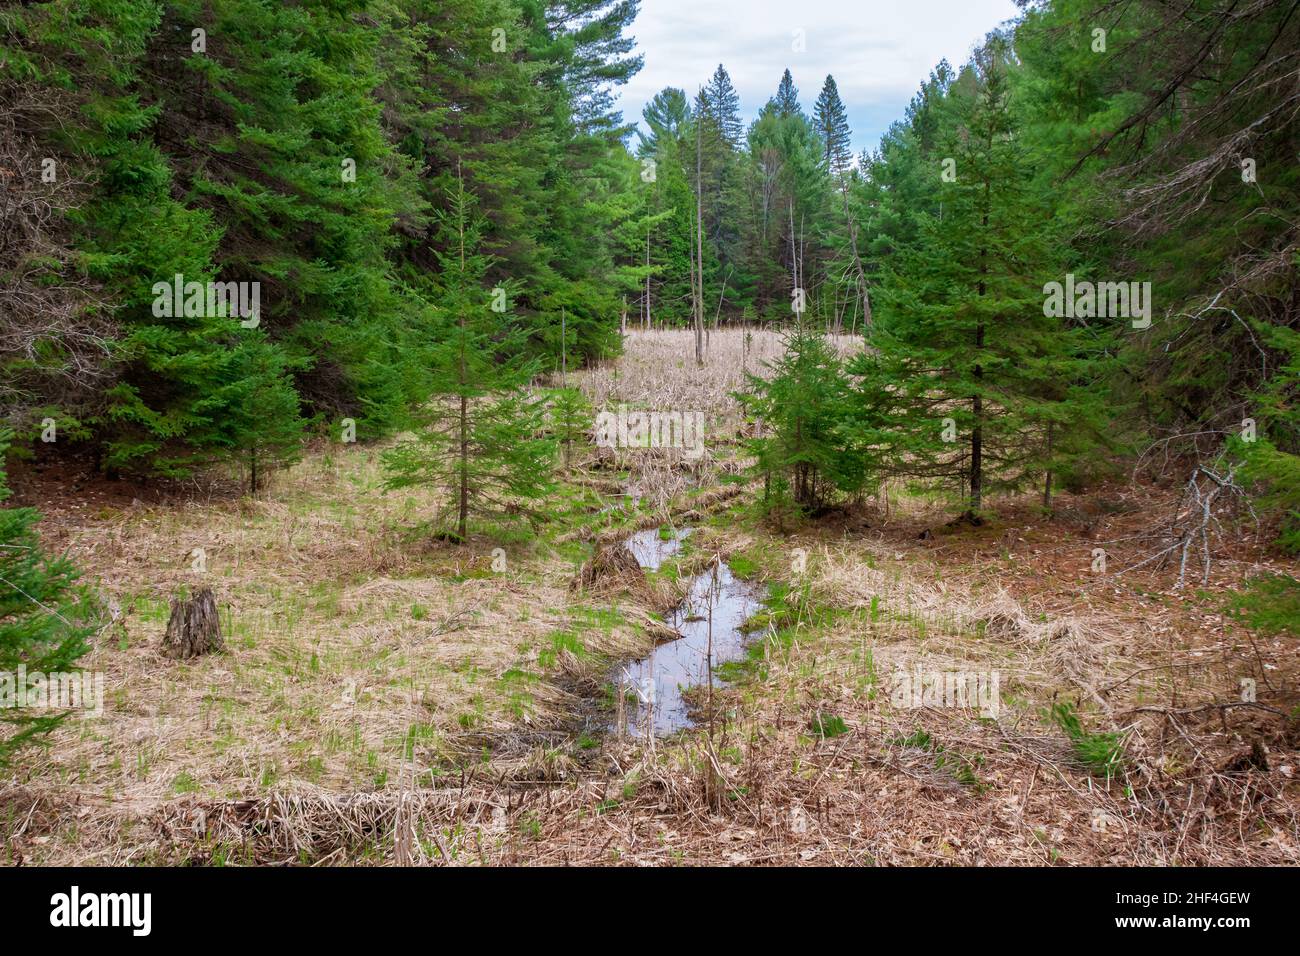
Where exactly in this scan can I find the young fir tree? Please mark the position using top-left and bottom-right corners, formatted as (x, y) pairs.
(548, 387), (592, 473)
(0, 430), (96, 762)
(383, 174), (555, 542)
(223, 334), (305, 494)
(870, 41), (1112, 516)
(739, 317), (867, 514)
(543, 305), (591, 472)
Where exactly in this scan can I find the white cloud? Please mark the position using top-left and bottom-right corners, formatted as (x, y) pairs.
(616, 0), (1023, 154)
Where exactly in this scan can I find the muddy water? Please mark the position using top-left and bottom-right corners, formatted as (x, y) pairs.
(614, 527), (762, 736)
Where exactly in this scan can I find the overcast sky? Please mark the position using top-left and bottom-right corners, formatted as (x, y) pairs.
(615, 0), (1023, 157)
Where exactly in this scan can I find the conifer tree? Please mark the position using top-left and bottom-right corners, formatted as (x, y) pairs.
(0, 430), (95, 762)
(773, 69), (802, 117)
(549, 387), (593, 472)
(694, 66), (747, 303)
(1238, 321), (1300, 552)
(739, 318), (868, 512)
(814, 75), (852, 175)
(869, 40), (1113, 515)
(140, 0), (421, 434)
(383, 174), (555, 542)
(704, 65), (744, 149)
(814, 74), (869, 332)
(634, 101), (696, 327)
(745, 100), (829, 320)
(224, 335), (305, 494)
(637, 87), (692, 157)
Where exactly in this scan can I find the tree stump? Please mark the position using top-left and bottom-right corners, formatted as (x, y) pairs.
(162, 586), (224, 659)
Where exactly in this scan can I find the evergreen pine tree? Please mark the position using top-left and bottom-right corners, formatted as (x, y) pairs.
(0, 429), (96, 762)
(814, 75), (852, 175)
(224, 335), (305, 494)
(637, 87), (692, 157)
(383, 174), (555, 542)
(739, 317), (868, 513)
(814, 74), (869, 332)
(139, 0), (422, 435)
(870, 40), (1113, 515)
(773, 69), (801, 117)
(548, 387), (593, 472)
(704, 65), (744, 148)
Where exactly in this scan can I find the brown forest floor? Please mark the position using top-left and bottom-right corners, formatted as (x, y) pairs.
(2, 329), (1297, 865)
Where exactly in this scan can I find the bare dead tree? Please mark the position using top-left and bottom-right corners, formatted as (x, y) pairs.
(1116, 460), (1256, 588)
(0, 86), (115, 431)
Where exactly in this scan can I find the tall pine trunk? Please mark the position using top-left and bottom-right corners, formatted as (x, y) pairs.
(695, 119), (705, 366)
(970, 175), (991, 514)
(456, 162), (469, 542)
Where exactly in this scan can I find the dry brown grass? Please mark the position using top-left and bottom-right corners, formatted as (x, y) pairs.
(578, 328), (790, 416)
(4, 329), (1296, 866)
(5, 444), (657, 855)
(570, 328), (859, 510)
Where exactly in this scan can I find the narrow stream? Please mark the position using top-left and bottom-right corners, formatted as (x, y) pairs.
(613, 527), (763, 736)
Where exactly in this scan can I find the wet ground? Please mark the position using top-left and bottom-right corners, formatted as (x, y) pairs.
(613, 527), (763, 736)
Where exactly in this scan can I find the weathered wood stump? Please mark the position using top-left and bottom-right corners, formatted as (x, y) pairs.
(162, 586), (224, 659)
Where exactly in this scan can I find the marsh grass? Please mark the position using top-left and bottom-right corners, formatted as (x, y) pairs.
(14, 441), (658, 827)
(9, 329), (1296, 866)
